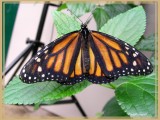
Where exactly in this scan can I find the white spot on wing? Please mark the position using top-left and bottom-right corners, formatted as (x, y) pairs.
(44, 46), (48, 50)
(42, 74), (45, 77)
(44, 50), (48, 54)
(36, 58), (41, 62)
(133, 53), (137, 57)
(133, 61), (137, 66)
(125, 47), (129, 50)
(37, 52), (40, 55)
(135, 52), (139, 55)
(125, 43), (129, 46)
(38, 66), (42, 72)
(22, 69), (25, 73)
(24, 74), (26, 77)
(126, 51), (129, 55)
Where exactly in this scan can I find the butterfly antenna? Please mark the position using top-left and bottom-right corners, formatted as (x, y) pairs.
(84, 16), (93, 26)
(84, 6), (97, 25)
(67, 9), (83, 24)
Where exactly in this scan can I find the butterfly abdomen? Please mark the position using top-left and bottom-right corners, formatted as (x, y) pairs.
(81, 27), (90, 73)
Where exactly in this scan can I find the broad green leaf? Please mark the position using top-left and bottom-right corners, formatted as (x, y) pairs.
(66, 3), (96, 17)
(102, 97), (129, 117)
(93, 4), (134, 30)
(93, 7), (110, 30)
(53, 11), (81, 37)
(103, 4), (134, 18)
(135, 34), (155, 51)
(4, 76), (91, 105)
(100, 6), (146, 46)
(115, 73), (157, 117)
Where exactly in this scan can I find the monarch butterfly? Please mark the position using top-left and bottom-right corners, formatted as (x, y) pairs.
(19, 15), (153, 85)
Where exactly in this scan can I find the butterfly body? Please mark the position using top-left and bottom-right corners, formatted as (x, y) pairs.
(19, 24), (153, 85)
(81, 24), (90, 73)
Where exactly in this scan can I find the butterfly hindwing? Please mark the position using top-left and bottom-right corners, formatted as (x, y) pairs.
(20, 31), (83, 84)
(88, 46), (118, 84)
(89, 31), (153, 80)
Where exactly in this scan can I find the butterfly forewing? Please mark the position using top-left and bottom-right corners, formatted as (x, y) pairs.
(89, 31), (153, 79)
(20, 31), (83, 84)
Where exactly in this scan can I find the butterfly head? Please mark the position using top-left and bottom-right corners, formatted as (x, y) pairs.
(81, 24), (87, 29)
(81, 24), (89, 37)
(81, 24), (89, 32)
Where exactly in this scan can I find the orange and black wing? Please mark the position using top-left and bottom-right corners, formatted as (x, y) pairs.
(88, 31), (153, 83)
(88, 46), (118, 84)
(19, 31), (84, 85)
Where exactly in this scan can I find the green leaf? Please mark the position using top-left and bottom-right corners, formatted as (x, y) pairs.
(102, 97), (129, 117)
(66, 3), (96, 17)
(57, 3), (67, 11)
(93, 4), (134, 31)
(102, 75), (144, 89)
(115, 73), (157, 117)
(103, 4), (134, 18)
(93, 7), (110, 30)
(100, 6), (146, 46)
(135, 34), (155, 51)
(53, 10), (81, 37)
(4, 76), (91, 105)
